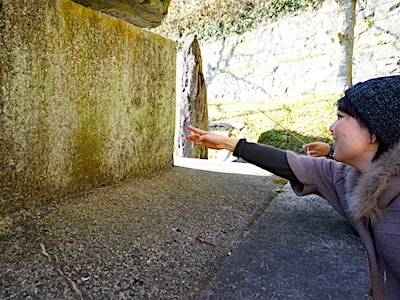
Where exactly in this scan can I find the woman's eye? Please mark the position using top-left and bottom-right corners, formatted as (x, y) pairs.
(337, 113), (344, 119)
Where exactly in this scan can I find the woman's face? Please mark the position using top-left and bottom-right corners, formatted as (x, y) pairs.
(329, 110), (377, 168)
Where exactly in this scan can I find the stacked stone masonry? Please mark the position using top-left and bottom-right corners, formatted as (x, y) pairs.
(178, 0), (400, 102)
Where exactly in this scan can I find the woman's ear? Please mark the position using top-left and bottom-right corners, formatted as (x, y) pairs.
(370, 133), (378, 143)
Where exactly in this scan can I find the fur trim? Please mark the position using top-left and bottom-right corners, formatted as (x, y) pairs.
(347, 141), (400, 222)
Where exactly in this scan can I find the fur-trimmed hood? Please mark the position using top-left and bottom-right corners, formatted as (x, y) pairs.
(347, 141), (400, 222)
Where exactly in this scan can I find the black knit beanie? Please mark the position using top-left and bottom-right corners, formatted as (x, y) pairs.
(344, 75), (400, 150)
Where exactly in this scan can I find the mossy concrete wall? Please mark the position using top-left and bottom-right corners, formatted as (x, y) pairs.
(0, 0), (176, 216)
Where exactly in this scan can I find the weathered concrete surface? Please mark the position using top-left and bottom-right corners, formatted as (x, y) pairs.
(0, 160), (369, 299)
(197, 184), (370, 300)
(0, 162), (283, 299)
(72, 0), (171, 28)
(0, 0), (176, 216)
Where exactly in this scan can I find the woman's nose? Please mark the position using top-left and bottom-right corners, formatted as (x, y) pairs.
(329, 121), (335, 133)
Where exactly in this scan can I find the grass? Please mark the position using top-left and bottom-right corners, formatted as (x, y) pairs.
(206, 93), (338, 156)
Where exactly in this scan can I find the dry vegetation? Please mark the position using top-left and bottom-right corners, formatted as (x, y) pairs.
(153, 0), (321, 45)
(206, 93), (337, 155)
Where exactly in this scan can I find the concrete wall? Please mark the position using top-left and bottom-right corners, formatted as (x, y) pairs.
(0, 0), (176, 216)
(191, 0), (400, 102)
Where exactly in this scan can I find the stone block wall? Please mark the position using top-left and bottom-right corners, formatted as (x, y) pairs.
(0, 0), (176, 216)
(190, 0), (399, 102)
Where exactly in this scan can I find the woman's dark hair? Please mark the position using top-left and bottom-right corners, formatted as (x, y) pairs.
(337, 96), (387, 160)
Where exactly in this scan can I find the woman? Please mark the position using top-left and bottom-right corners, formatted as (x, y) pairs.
(187, 75), (400, 299)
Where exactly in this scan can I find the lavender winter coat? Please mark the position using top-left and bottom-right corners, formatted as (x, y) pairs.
(286, 142), (400, 300)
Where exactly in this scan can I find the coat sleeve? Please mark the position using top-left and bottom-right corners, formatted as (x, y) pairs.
(233, 140), (301, 184)
(374, 193), (400, 283)
(233, 140), (353, 219)
(286, 151), (353, 219)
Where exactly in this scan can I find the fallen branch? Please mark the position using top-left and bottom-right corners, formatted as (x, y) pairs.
(195, 235), (217, 246)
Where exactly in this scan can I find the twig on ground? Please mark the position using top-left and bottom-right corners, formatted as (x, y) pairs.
(39, 243), (83, 300)
(195, 235), (217, 246)
(39, 243), (51, 261)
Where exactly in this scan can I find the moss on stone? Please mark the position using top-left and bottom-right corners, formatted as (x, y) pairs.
(0, 0), (176, 216)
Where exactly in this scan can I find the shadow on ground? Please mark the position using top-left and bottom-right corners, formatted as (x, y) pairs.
(0, 161), (283, 299)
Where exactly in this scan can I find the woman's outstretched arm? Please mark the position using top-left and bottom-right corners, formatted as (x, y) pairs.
(187, 126), (301, 184)
(186, 126), (239, 151)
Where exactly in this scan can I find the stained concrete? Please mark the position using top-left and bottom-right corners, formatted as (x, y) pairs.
(0, 159), (369, 299)
(1, 0), (176, 216)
